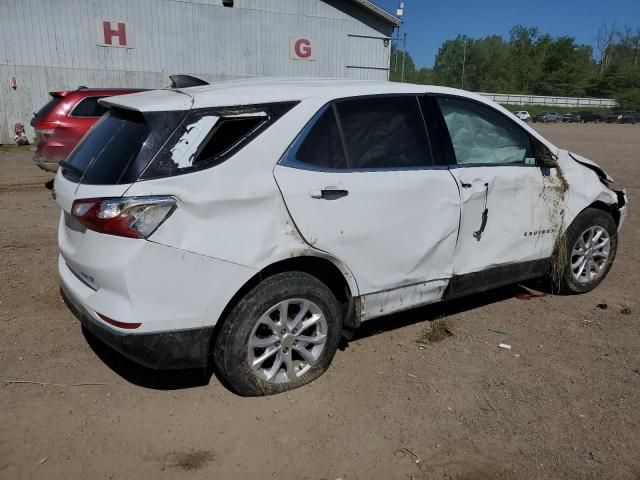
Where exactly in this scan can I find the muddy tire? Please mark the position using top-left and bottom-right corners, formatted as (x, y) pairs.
(213, 272), (342, 396)
(555, 208), (618, 294)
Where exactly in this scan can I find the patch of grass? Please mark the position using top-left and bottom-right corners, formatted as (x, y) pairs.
(500, 104), (614, 117)
(418, 317), (453, 343)
(549, 231), (568, 293)
(0, 145), (32, 154)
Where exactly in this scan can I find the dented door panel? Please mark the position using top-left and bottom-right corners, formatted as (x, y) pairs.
(449, 165), (561, 275)
(274, 165), (460, 310)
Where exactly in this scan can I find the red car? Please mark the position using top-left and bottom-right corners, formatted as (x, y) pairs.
(31, 87), (144, 171)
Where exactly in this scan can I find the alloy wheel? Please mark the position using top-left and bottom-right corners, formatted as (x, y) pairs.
(570, 225), (611, 284)
(247, 299), (328, 384)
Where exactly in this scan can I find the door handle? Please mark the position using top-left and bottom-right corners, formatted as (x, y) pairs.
(309, 189), (349, 200)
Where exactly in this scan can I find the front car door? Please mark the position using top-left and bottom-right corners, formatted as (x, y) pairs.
(274, 95), (461, 320)
(432, 95), (564, 297)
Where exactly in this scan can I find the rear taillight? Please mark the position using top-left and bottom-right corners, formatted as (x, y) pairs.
(71, 196), (176, 239)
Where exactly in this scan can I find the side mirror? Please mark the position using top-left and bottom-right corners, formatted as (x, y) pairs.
(533, 138), (557, 168)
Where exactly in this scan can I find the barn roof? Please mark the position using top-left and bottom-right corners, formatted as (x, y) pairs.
(348, 0), (401, 27)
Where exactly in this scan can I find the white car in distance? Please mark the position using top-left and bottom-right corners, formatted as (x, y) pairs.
(54, 79), (627, 396)
(514, 110), (531, 122)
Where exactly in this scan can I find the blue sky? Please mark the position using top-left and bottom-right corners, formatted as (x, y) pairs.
(373, 0), (640, 68)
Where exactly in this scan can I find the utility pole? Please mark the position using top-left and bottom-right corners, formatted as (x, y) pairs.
(401, 33), (407, 82)
(461, 39), (467, 89)
(394, 1), (405, 80)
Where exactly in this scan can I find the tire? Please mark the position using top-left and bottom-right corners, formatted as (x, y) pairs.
(213, 271), (343, 396)
(555, 208), (618, 294)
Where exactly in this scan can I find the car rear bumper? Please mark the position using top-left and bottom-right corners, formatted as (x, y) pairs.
(56, 216), (257, 368)
(61, 283), (213, 369)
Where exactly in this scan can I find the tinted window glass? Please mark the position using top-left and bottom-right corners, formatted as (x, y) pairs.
(438, 97), (533, 165)
(194, 116), (265, 166)
(336, 96), (431, 169)
(72, 97), (107, 117)
(64, 109), (149, 184)
(34, 98), (61, 118)
(295, 107), (346, 169)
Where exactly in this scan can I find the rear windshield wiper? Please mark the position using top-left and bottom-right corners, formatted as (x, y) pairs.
(59, 160), (85, 177)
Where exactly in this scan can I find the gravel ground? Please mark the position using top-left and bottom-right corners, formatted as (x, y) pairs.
(0, 123), (638, 480)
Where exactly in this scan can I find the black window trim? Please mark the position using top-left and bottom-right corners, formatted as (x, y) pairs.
(138, 101), (299, 181)
(428, 93), (541, 169)
(191, 114), (268, 167)
(280, 93), (443, 173)
(68, 96), (107, 118)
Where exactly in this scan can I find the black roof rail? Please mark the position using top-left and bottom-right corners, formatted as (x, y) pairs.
(169, 75), (209, 88)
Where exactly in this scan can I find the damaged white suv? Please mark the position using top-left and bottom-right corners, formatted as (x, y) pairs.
(55, 79), (627, 396)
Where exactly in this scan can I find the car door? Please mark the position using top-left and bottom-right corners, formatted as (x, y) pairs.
(433, 95), (563, 297)
(274, 95), (461, 319)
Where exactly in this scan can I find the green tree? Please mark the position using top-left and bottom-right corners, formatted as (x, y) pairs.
(389, 46), (433, 84)
(615, 88), (640, 110)
(392, 23), (639, 104)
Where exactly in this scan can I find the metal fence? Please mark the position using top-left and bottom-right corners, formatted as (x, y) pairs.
(478, 93), (617, 108)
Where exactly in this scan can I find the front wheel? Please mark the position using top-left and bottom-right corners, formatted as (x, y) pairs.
(213, 272), (343, 396)
(554, 208), (618, 294)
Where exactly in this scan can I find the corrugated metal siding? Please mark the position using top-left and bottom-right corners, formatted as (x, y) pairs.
(0, 0), (394, 143)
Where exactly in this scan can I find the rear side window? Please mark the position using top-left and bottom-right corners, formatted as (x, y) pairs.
(141, 101), (298, 180)
(193, 116), (266, 166)
(335, 96), (432, 169)
(288, 96), (432, 170)
(34, 98), (61, 118)
(71, 97), (107, 117)
(294, 107), (346, 169)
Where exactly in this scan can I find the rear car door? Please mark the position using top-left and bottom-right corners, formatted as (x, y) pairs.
(433, 96), (562, 296)
(274, 95), (461, 319)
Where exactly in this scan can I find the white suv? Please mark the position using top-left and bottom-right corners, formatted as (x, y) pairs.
(55, 79), (627, 396)
(514, 110), (531, 122)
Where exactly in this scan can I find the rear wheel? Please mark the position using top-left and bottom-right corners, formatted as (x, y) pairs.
(555, 208), (618, 294)
(213, 272), (342, 396)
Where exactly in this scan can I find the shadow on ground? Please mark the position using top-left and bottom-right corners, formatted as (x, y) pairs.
(83, 282), (543, 391)
(348, 283), (537, 343)
(82, 327), (213, 391)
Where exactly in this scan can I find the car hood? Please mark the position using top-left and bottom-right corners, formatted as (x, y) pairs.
(568, 152), (614, 183)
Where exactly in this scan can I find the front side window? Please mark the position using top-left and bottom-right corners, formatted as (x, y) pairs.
(71, 97), (107, 117)
(437, 97), (534, 166)
(289, 95), (432, 170)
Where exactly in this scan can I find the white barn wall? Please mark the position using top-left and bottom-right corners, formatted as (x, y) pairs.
(0, 0), (395, 143)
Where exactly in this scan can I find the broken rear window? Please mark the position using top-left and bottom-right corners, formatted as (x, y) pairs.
(193, 116), (266, 166)
(140, 101), (298, 180)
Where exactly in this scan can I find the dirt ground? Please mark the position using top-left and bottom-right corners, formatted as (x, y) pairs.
(0, 123), (638, 480)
